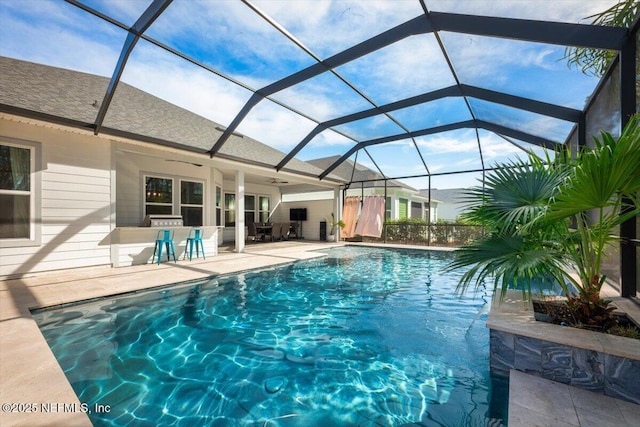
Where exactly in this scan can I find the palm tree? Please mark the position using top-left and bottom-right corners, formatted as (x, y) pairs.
(449, 115), (640, 328)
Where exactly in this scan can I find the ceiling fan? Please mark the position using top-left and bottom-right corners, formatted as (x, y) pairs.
(269, 178), (289, 184)
(165, 159), (203, 167)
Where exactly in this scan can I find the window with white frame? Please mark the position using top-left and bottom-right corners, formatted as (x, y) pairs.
(145, 176), (173, 216)
(224, 193), (235, 227)
(244, 195), (255, 224)
(0, 143), (34, 240)
(223, 193), (270, 227)
(385, 197), (392, 219)
(258, 196), (270, 222)
(180, 180), (203, 226)
(215, 186), (222, 226)
(144, 175), (204, 226)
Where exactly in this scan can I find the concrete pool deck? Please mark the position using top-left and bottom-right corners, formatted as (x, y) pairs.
(1, 241), (638, 426)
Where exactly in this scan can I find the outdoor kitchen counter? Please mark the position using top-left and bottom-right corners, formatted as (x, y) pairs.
(110, 226), (222, 267)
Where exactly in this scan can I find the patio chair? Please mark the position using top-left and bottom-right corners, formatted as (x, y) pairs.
(287, 222), (298, 239)
(247, 222), (265, 242)
(152, 229), (177, 264)
(270, 223), (283, 241)
(183, 228), (205, 261)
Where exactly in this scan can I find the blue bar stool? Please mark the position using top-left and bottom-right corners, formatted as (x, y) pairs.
(183, 228), (205, 261)
(152, 229), (176, 264)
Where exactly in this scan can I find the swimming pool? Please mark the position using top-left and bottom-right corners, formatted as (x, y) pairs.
(33, 246), (508, 426)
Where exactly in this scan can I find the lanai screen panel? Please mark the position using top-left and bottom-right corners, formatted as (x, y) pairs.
(332, 34), (456, 105)
(331, 115), (406, 142)
(236, 99), (320, 157)
(106, 37), (255, 148)
(391, 98), (474, 132)
(145, 0), (317, 85)
(414, 129), (484, 174)
(438, 32), (605, 110)
(0, 1), (127, 122)
(74, 0), (153, 26)
(469, 99), (576, 144)
(0, 0), (630, 190)
(270, 72), (376, 122)
(362, 142), (429, 179)
(252, 0), (426, 58)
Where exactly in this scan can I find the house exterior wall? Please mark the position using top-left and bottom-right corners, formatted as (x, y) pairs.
(115, 146), (214, 227)
(279, 199), (335, 241)
(0, 118), (225, 275)
(0, 118), (112, 277)
(436, 202), (465, 221)
(220, 179), (284, 243)
(343, 188), (437, 221)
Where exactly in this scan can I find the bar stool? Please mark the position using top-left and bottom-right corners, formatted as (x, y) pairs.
(183, 228), (205, 261)
(152, 229), (176, 264)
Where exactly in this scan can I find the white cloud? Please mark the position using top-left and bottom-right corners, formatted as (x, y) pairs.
(0, 1), (122, 76)
(0, 0), (610, 178)
(426, 0), (618, 23)
(253, 0), (424, 57)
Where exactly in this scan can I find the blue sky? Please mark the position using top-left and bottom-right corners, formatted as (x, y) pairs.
(0, 0), (617, 189)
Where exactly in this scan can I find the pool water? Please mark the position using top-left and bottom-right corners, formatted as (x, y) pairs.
(33, 246), (508, 426)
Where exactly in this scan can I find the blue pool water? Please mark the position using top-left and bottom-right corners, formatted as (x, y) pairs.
(33, 246), (508, 426)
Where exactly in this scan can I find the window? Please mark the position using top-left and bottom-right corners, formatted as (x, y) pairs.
(144, 175), (205, 225)
(181, 180), (203, 226)
(224, 193), (235, 226)
(222, 193), (270, 227)
(399, 198), (408, 219)
(245, 195), (255, 224)
(258, 196), (270, 222)
(0, 143), (33, 239)
(145, 176), (172, 216)
(385, 197), (392, 219)
(215, 186), (222, 226)
(411, 201), (422, 219)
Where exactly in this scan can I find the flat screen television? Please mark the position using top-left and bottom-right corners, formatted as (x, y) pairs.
(289, 208), (307, 221)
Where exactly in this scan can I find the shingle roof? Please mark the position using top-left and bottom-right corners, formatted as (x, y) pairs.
(0, 56), (329, 179)
(420, 188), (469, 203)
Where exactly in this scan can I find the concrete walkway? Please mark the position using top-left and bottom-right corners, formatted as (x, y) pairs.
(509, 370), (639, 427)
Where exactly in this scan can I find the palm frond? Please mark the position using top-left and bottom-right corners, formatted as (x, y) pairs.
(448, 234), (572, 301)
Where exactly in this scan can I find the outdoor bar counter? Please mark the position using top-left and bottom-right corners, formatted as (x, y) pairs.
(110, 226), (222, 267)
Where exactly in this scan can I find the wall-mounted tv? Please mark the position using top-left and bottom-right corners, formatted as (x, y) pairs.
(289, 208), (307, 221)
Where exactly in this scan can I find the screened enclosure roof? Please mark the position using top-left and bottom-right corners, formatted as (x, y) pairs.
(0, 0), (634, 189)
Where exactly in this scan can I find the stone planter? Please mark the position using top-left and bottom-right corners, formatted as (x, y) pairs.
(488, 291), (640, 405)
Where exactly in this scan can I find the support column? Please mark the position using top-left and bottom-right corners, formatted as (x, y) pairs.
(235, 170), (245, 253)
(334, 188), (341, 241)
(620, 31), (636, 297)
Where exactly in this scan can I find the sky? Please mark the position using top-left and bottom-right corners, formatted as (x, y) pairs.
(0, 0), (619, 189)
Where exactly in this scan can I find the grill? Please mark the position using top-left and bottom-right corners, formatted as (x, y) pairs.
(143, 215), (183, 227)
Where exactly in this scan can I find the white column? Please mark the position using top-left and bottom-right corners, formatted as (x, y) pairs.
(334, 188), (341, 241)
(235, 170), (245, 253)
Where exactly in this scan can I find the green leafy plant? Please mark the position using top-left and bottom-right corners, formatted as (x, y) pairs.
(448, 115), (640, 329)
(563, 0), (639, 77)
(326, 213), (345, 235)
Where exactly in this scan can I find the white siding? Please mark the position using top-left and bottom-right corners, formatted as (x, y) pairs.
(278, 200), (334, 240)
(115, 147), (213, 227)
(0, 119), (112, 277)
(221, 180), (283, 243)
